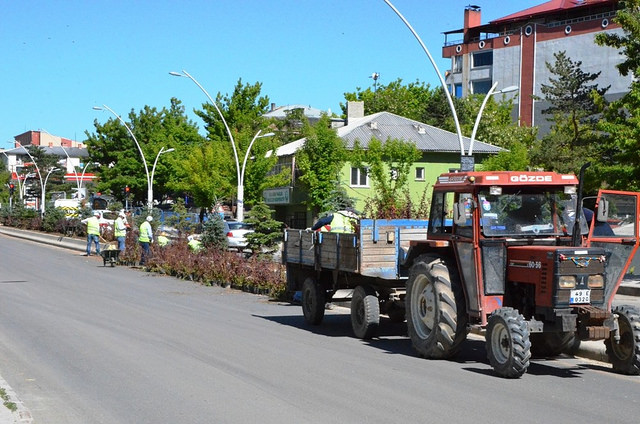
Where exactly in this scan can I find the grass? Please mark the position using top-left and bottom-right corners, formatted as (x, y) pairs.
(0, 388), (17, 412)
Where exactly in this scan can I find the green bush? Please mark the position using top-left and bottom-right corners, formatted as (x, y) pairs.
(200, 213), (228, 250)
(42, 207), (67, 232)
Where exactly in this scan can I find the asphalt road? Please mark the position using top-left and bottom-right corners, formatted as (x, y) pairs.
(1, 234), (639, 424)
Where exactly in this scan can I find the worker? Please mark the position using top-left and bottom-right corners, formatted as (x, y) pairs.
(311, 209), (359, 233)
(81, 211), (101, 256)
(138, 215), (154, 265)
(157, 231), (170, 247)
(187, 235), (203, 252)
(114, 211), (129, 253)
(583, 208), (615, 236)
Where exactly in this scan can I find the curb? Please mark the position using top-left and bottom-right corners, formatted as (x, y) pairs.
(0, 226), (85, 253)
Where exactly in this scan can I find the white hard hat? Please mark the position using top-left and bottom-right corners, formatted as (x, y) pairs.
(94, 211), (101, 217)
(146, 216), (153, 222)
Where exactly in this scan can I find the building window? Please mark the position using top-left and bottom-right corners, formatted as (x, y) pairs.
(454, 83), (463, 98)
(472, 79), (493, 95)
(472, 51), (493, 68)
(453, 55), (463, 73)
(351, 167), (369, 187)
(415, 167), (425, 181)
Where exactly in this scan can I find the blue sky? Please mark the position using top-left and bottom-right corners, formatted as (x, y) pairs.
(1, 0), (540, 144)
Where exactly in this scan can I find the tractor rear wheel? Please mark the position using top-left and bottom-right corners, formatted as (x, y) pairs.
(606, 305), (640, 375)
(486, 307), (531, 378)
(351, 285), (380, 339)
(302, 277), (325, 325)
(406, 255), (468, 359)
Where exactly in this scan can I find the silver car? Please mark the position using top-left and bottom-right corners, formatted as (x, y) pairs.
(225, 221), (254, 251)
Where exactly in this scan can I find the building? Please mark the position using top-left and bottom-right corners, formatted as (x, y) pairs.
(442, 0), (631, 133)
(15, 130), (83, 148)
(263, 102), (501, 228)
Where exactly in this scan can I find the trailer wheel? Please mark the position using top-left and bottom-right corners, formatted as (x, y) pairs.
(531, 332), (579, 357)
(406, 255), (468, 359)
(486, 307), (531, 378)
(302, 277), (325, 325)
(351, 285), (380, 339)
(606, 305), (640, 375)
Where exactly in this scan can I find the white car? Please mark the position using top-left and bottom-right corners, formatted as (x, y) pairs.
(225, 221), (254, 251)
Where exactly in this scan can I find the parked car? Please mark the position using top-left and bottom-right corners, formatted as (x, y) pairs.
(225, 221), (254, 251)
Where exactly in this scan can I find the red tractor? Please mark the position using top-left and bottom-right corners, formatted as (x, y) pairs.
(405, 169), (640, 377)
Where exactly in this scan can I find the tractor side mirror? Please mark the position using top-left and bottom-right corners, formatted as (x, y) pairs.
(453, 202), (467, 225)
(596, 198), (609, 222)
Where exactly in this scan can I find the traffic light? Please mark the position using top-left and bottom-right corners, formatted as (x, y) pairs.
(8, 183), (14, 196)
(125, 185), (130, 198)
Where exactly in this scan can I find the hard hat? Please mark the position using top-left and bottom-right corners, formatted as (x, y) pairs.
(146, 216), (153, 222)
(94, 211), (101, 217)
(119, 211), (126, 218)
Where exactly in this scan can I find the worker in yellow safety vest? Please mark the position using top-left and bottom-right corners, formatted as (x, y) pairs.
(311, 209), (358, 233)
(82, 211), (101, 256)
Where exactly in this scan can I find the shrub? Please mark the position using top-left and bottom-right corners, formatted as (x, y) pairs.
(200, 213), (228, 250)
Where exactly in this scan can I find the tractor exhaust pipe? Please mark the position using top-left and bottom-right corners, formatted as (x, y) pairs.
(572, 162), (591, 247)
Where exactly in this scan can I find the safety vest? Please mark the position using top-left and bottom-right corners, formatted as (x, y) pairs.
(138, 221), (152, 243)
(320, 211), (355, 233)
(86, 216), (100, 236)
(114, 217), (127, 237)
(157, 235), (170, 247)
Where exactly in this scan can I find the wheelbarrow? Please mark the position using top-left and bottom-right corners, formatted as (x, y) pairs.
(100, 243), (120, 267)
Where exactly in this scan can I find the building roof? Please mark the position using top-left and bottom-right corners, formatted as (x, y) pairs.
(271, 111), (502, 157)
(3, 145), (89, 158)
(491, 0), (614, 24)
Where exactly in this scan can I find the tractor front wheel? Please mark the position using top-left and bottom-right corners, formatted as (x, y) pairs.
(606, 305), (640, 375)
(486, 307), (531, 378)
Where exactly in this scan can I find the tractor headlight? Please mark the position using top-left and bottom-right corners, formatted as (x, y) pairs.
(588, 274), (604, 288)
(558, 275), (577, 289)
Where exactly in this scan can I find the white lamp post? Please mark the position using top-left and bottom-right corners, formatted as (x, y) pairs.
(237, 130), (275, 222)
(382, 0), (465, 163)
(170, 70), (270, 221)
(94, 105), (162, 210)
(14, 142), (45, 214)
(150, 147), (175, 210)
(42, 167), (60, 215)
(468, 84), (519, 155)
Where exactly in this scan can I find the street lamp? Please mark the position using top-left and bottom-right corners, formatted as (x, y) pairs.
(93, 105), (166, 210)
(42, 167), (60, 215)
(150, 147), (175, 210)
(14, 141), (45, 214)
(170, 69), (268, 221)
(237, 130), (275, 222)
(382, 0), (466, 164)
(468, 84), (519, 156)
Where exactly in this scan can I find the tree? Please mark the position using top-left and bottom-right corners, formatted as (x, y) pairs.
(193, 79), (284, 208)
(85, 98), (201, 206)
(296, 115), (349, 215)
(244, 202), (283, 255)
(593, 0), (640, 190)
(351, 137), (421, 218)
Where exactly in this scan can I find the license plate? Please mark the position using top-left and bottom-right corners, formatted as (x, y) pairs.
(570, 289), (591, 304)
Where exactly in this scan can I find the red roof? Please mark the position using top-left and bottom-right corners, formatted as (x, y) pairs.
(491, 0), (615, 24)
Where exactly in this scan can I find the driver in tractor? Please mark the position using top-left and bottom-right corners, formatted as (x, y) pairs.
(504, 195), (552, 234)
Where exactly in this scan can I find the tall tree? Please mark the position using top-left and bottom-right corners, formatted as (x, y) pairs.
(593, 0), (640, 190)
(351, 137), (421, 217)
(85, 98), (201, 205)
(296, 115), (348, 215)
(192, 79), (283, 207)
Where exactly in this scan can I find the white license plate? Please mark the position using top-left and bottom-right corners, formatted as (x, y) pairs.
(570, 289), (591, 304)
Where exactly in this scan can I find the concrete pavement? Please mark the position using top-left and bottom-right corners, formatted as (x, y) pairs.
(1, 225), (639, 422)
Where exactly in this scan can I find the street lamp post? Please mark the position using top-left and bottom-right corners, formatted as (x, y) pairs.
(149, 147), (175, 211)
(170, 70), (270, 221)
(14, 142), (45, 215)
(237, 130), (275, 222)
(93, 105), (166, 210)
(468, 84), (519, 156)
(382, 0), (465, 160)
(42, 167), (60, 215)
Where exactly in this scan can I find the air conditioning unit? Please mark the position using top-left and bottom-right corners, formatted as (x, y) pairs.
(369, 121), (378, 130)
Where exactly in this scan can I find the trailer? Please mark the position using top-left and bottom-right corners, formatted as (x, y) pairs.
(284, 219), (429, 338)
